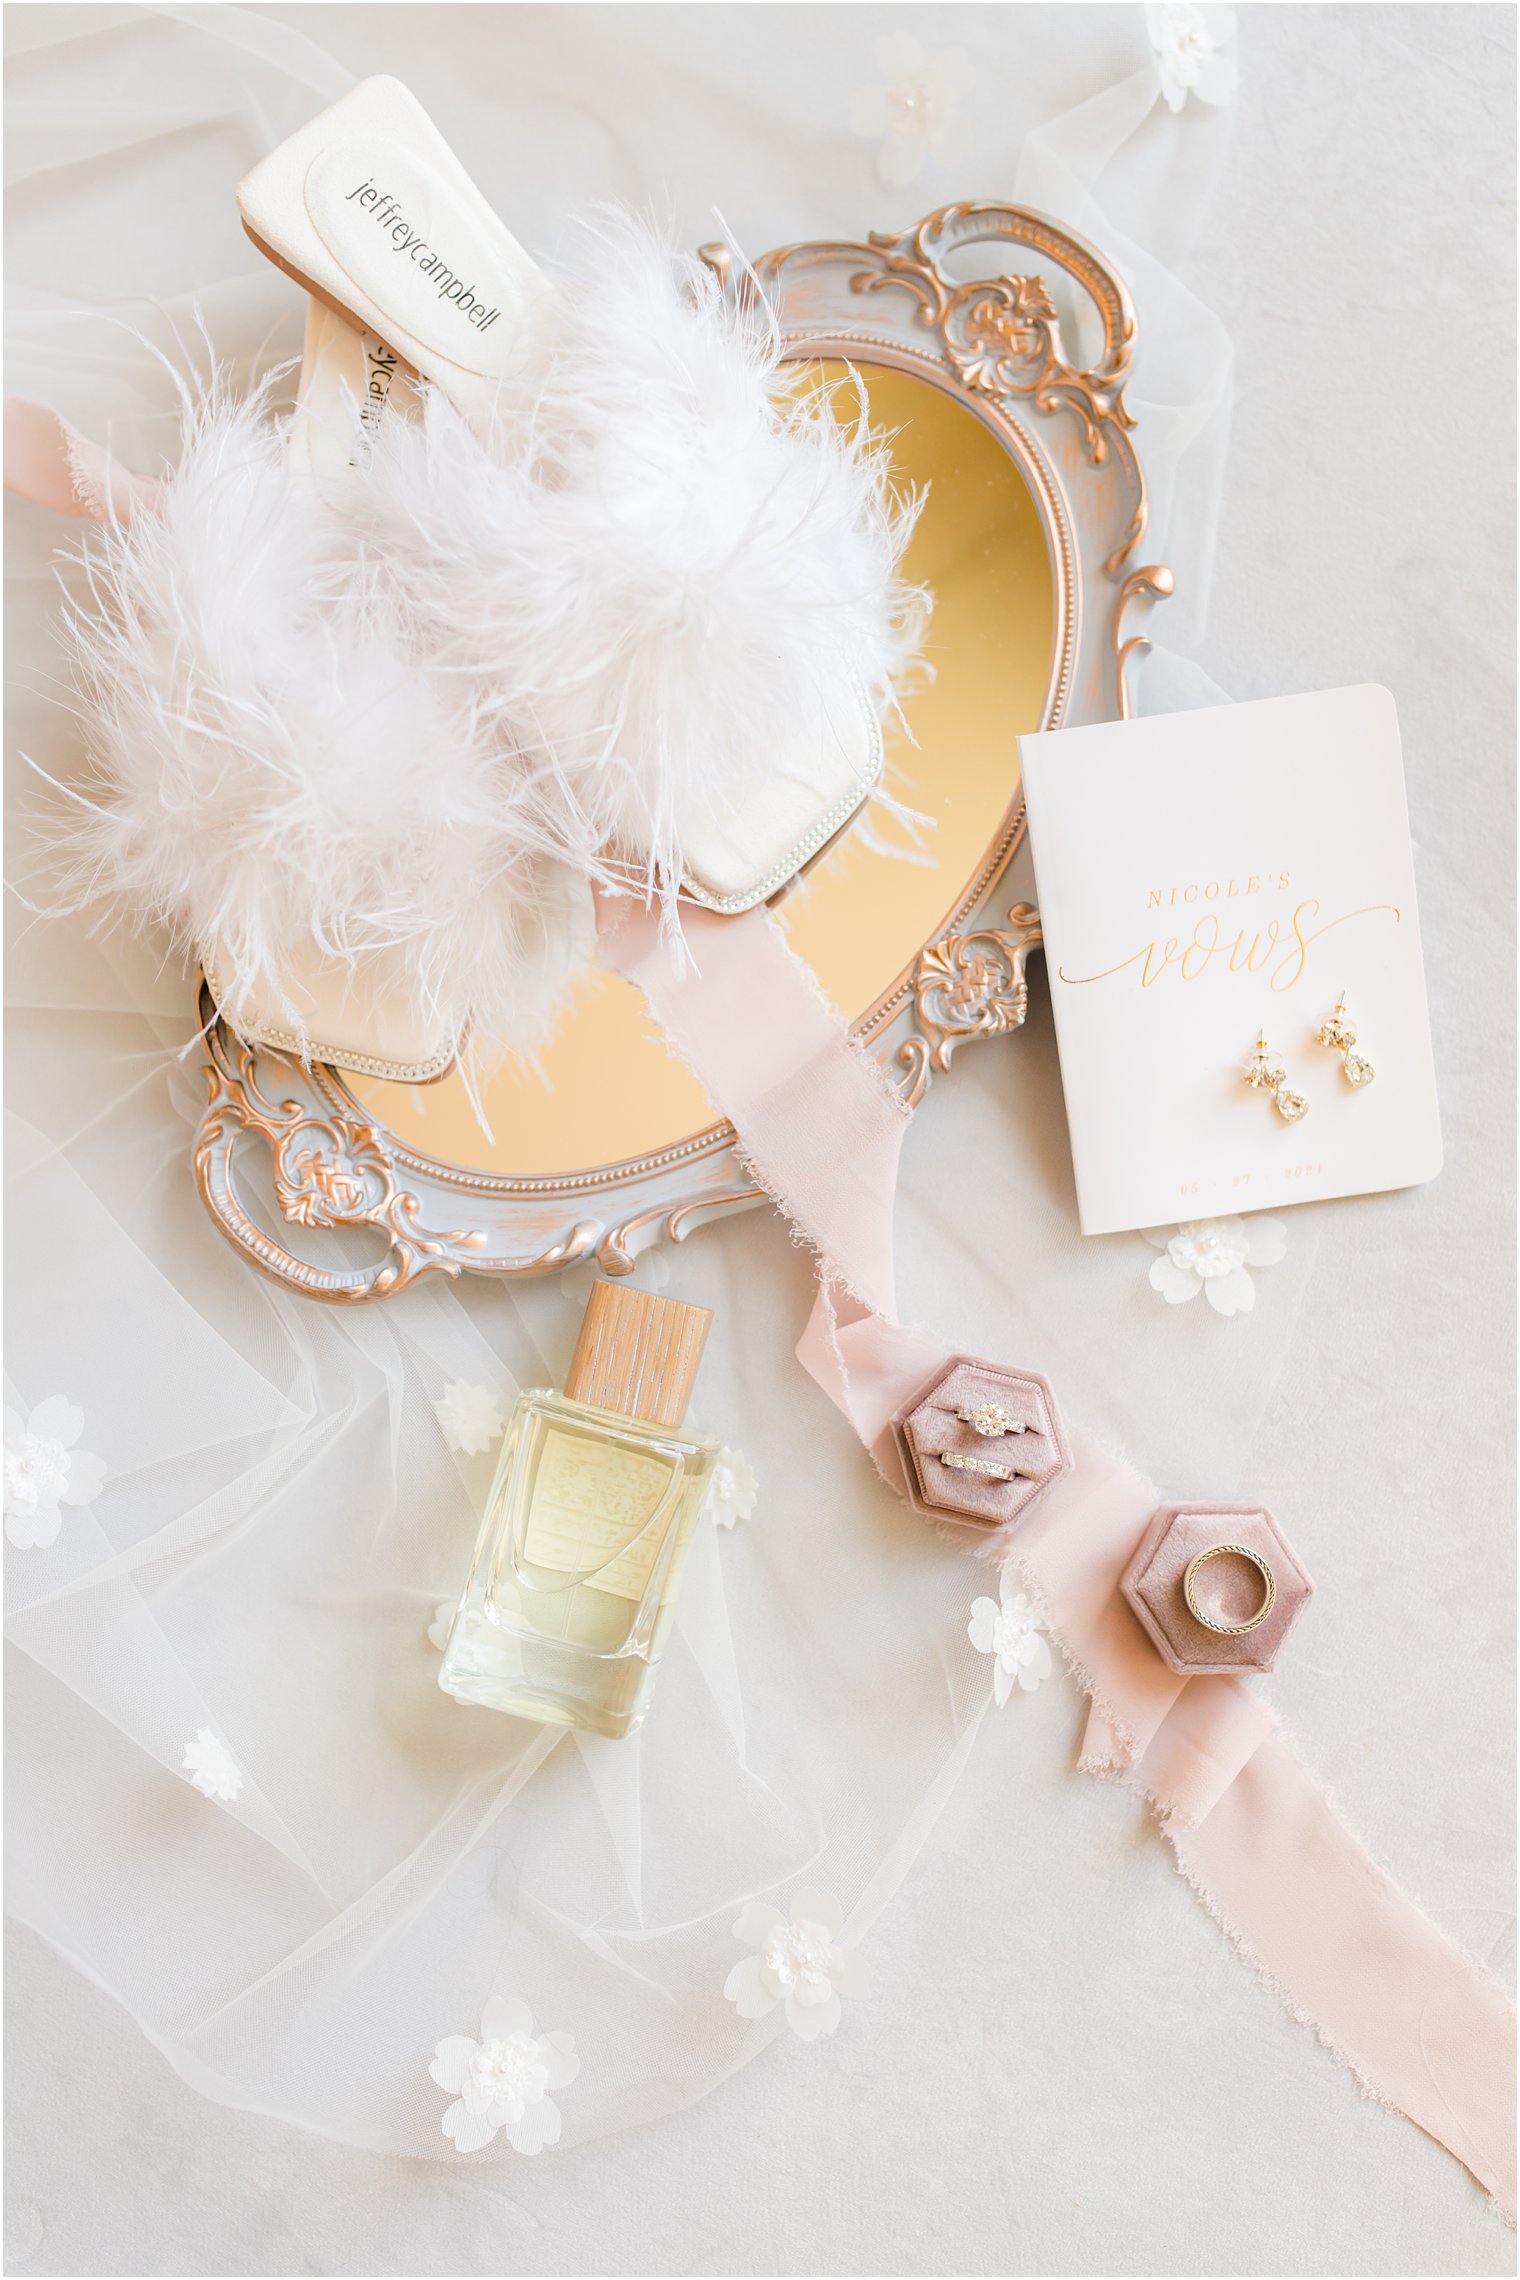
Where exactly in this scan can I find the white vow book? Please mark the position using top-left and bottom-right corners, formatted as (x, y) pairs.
(1019, 685), (1442, 1235)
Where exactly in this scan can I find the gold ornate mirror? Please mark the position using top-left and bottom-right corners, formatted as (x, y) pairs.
(195, 203), (1170, 1299)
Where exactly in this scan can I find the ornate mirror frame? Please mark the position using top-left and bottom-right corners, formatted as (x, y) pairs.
(194, 201), (1171, 1301)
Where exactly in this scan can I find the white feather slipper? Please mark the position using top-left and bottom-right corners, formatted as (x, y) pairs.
(42, 76), (921, 1083)
(50, 323), (594, 1078)
(237, 75), (925, 920)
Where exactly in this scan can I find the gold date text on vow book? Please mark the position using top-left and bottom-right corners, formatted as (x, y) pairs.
(1019, 686), (1441, 1234)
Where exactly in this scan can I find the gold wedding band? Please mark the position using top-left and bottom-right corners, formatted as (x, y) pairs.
(1183, 1543), (1276, 1635)
(940, 1450), (1014, 1483)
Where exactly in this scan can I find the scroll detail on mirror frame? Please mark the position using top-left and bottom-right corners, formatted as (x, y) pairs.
(193, 202), (1170, 1303)
(743, 201), (1175, 719)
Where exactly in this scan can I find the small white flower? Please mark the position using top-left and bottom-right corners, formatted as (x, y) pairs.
(968, 1584), (1053, 1705)
(427, 1599), (456, 1651)
(435, 1381), (506, 1456)
(429, 1997), (579, 2155)
(1146, 3), (1238, 114)
(847, 32), (972, 188)
(1143, 1214), (1286, 1318)
(708, 1446), (758, 1530)
(182, 1728), (243, 1803)
(724, 1887), (869, 2041)
(3, 1397), (106, 1550)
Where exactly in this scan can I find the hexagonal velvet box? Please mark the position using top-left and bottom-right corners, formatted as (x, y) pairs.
(891, 1356), (1071, 1529)
(1120, 1502), (1314, 1676)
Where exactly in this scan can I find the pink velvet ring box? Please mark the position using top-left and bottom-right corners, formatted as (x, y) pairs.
(890, 1357), (1072, 1529)
(1120, 1502), (1314, 1676)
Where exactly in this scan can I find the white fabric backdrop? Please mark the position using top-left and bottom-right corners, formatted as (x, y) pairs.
(4, 4), (1514, 2275)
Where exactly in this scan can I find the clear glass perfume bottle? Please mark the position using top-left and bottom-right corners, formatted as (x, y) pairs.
(439, 1281), (716, 1740)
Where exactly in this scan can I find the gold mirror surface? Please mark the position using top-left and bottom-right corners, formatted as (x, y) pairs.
(348, 363), (1056, 1174)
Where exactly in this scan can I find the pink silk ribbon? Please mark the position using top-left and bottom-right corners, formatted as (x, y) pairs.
(3, 399), (158, 524)
(603, 893), (1516, 2219)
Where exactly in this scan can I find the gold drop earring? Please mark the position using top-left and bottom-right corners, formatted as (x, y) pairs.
(1244, 1034), (1309, 1123)
(1315, 994), (1375, 1089)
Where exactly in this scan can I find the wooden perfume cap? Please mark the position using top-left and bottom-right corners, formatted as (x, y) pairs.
(564, 1280), (712, 1428)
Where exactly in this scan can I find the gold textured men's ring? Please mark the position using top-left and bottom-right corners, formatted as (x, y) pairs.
(1182, 1543), (1276, 1636)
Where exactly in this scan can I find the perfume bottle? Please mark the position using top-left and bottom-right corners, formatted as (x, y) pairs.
(439, 1281), (717, 1740)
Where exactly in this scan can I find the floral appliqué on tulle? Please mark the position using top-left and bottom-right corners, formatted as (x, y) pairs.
(1147, 3), (1238, 114)
(3, 1397), (106, 1549)
(182, 1729), (243, 1803)
(847, 32), (972, 188)
(430, 1997), (580, 2154)
(434, 1382), (507, 1456)
(708, 1445), (759, 1529)
(968, 1584), (1053, 1704)
(1144, 1214), (1286, 1318)
(724, 1888), (869, 2041)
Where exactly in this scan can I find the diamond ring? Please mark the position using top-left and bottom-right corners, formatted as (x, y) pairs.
(939, 1451), (1014, 1482)
(955, 1402), (1027, 1438)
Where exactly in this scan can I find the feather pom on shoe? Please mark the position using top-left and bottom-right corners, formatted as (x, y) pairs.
(352, 210), (929, 910)
(34, 214), (925, 1064)
(39, 379), (592, 1059)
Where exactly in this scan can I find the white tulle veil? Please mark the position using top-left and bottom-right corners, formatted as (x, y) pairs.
(5, 2), (1302, 2160)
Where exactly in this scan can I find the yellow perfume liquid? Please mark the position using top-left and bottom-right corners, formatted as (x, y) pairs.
(439, 1283), (716, 1740)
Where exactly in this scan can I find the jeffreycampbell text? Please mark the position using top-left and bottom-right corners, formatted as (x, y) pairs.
(344, 179), (500, 333)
